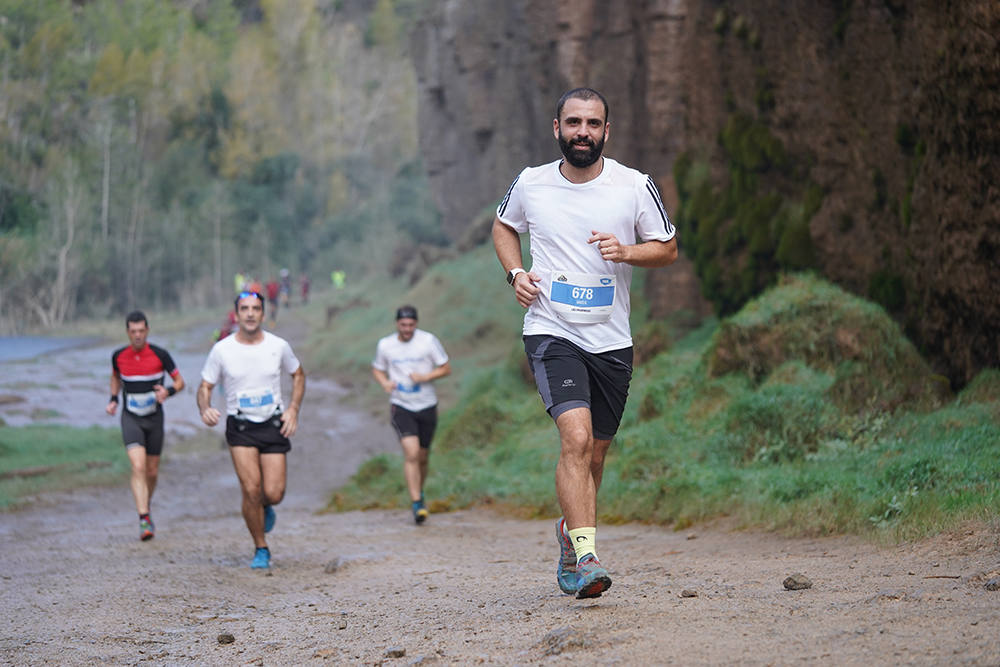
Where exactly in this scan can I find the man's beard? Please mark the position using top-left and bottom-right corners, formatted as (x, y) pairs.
(558, 131), (604, 168)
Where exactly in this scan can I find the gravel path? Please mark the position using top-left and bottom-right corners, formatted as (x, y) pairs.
(1, 317), (999, 665)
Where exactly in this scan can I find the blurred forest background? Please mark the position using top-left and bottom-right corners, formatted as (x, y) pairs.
(0, 0), (438, 329)
(1, 0), (997, 389)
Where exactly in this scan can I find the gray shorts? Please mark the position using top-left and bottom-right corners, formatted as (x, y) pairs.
(121, 409), (165, 456)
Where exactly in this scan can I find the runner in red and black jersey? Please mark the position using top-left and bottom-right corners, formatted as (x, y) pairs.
(105, 311), (186, 541)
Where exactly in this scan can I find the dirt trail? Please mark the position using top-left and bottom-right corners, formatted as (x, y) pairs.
(1, 313), (999, 665)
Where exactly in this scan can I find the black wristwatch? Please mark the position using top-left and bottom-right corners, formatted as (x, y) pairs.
(506, 268), (526, 286)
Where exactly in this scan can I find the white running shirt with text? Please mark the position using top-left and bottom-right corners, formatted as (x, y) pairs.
(201, 331), (301, 422)
(496, 157), (676, 353)
(372, 329), (449, 412)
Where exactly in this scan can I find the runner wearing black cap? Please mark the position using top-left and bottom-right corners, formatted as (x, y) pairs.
(372, 305), (451, 523)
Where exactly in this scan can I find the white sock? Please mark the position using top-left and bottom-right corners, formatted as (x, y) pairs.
(568, 526), (597, 563)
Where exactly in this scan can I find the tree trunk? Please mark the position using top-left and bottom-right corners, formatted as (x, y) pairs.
(214, 207), (223, 303)
(101, 118), (112, 239)
(48, 166), (81, 326)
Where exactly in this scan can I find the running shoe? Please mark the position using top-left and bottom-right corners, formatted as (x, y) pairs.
(412, 500), (428, 525)
(575, 554), (612, 599)
(263, 504), (276, 533)
(555, 518), (578, 595)
(139, 517), (155, 541)
(251, 546), (271, 569)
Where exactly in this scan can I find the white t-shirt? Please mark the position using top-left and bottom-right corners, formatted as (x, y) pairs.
(372, 329), (449, 411)
(496, 157), (676, 353)
(201, 331), (301, 422)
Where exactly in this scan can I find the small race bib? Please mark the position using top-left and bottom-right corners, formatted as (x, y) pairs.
(549, 271), (616, 323)
(126, 391), (158, 417)
(237, 387), (277, 422)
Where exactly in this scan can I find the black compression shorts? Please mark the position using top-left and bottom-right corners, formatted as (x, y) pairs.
(390, 404), (438, 449)
(121, 409), (165, 456)
(523, 334), (633, 440)
(225, 414), (291, 454)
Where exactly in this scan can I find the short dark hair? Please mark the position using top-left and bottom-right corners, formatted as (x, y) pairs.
(396, 305), (418, 321)
(234, 290), (266, 311)
(556, 87), (609, 124)
(125, 311), (147, 327)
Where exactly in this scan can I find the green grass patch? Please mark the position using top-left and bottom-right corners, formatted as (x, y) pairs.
(323, 248), (1000, 542)
(0, 425), (128, 508)
(705, 273), (951, 412)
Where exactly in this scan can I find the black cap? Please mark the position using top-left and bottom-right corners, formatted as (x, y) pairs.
(395, 305), (418, 320)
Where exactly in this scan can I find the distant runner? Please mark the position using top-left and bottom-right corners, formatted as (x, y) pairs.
(266, 277), (281, 324)
(300, 274), (310, 304)
(216, 308), (238, 342)
(106, 311), (186, 541)
(372, 305), (450, 524)
(492, 88), (677, 598)
(197, 291), (306, 569)
(279, 268), (291, 309)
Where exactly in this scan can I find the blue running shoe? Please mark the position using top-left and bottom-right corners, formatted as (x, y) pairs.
(575, 554), (612, 599)
(555, 518), (578, 595)
(412, 500), (428, 524)
(263, 505), (276, 533)
(139, 517), (154, 541)
(251, 547), (271, 569)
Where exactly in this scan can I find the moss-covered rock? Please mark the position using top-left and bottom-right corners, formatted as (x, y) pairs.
(706, 274), (951, 412)
(958, 369), (1000, 406)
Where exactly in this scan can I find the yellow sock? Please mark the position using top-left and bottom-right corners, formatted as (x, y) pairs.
(568, 526), (597, 563)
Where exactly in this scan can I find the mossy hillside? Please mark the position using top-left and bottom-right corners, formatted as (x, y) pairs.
(330, 265), (999, 541)
(304, 273), (413, 380)
(605, 276), (997, 536)
(673, 113), (822, 316)
(957, 368), (1000, 406)
(705, 273), (951, 413)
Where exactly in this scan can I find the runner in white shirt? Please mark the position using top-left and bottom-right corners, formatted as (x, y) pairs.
(197, 290), (306, 570)
(372, 305), (451, 524)
(492, 88), (678, 599)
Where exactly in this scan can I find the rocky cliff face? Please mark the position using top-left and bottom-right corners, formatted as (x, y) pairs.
(411, 0), (999, 386)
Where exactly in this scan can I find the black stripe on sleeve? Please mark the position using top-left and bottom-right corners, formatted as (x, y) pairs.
(111, 346), (125, 374)
(645, 176), (675, 235)
(150, 344), (177, 375)
(497, 174), (520, 218)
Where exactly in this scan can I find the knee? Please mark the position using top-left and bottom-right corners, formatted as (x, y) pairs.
(264, 488), (285, 505)
(241, 483), (264, 505)
(560, 428), (593, 461)
(562, 421), (592, 446)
